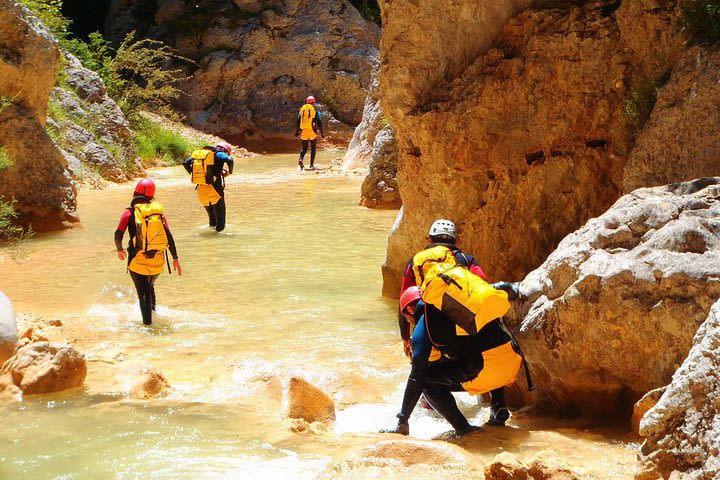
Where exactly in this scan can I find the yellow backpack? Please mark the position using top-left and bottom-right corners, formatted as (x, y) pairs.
(133, 201), (168, 255)
(190, 148), (215, 185)
(412, 245), (511, 336)
(299, 104), (316, 130)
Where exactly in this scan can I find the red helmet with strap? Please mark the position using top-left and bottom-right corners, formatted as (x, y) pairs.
(216, 142), (232, 155)
(306, 95), (316, 104)
(400, 286), (421, 315)
(134, 178), (156, 198)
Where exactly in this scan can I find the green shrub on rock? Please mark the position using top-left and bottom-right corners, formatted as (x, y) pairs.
(682, 0), (720, 41)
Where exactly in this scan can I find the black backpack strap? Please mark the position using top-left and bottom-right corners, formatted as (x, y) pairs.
(497, 318), (535, 392)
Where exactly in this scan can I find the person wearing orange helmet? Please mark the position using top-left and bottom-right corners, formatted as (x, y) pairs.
(114, 179), (182, 325)
(183, 142), (234, 232)
(294, 95), (324, 170)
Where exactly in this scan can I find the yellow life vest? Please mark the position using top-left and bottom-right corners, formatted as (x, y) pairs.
(190, 148), (215, 185)
(412, 245), (511, 336)
(299, 104), (316, 130)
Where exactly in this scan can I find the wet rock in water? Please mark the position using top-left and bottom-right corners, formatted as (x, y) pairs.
(307, 370), (383, 410)
(287, 418), (329, 435)
(2, 342), (86, 394)
(318, 439), (484, 480)
(286, 376), (335, 424)
(360, 126), (400, 209)
(513, 178), (720, 415)
(17, 317), (66, 347)
(116, 360), (170, 399)
(485, 451), (581, 480)
(0, 0), (79, 231)
(0, 293), (17, 366)
(631, 386), (666, 436)
(342, 64), (383, 171)
(635, 298), (720, 479)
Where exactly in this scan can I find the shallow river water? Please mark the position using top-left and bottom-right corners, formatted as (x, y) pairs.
(0, 151), (637, 479)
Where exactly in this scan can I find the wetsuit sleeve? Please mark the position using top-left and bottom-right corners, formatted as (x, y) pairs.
(219, 152), (233, 174)
(316, 111), (324, 135)
(163, 217), (178, 259)
(469, 263), (488, 281)
(114, 230), (124, 251)
(295, 112), (301, 134)
(114, 209), (132, 251)
(398, 259), (417, 340)
(182, 157), (193, 174)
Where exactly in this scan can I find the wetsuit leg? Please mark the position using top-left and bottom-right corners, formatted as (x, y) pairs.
(151, 285), (156, 311)
(300, 140), (309, 160)
(204, 205), (217, 228)
(422, 386), (471, 432)
(212, 197), (226, 232)
(309, 139), (317, 167)
(130, 271), (160, 325)
(490, 387), (506, 410)
(396, 314), (433, 423)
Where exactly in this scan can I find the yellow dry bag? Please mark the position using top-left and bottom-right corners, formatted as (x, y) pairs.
(412, 245), (511, 336)
(190, 148), (215, 185)
(133, 201), (168, 254)
(299, 104), (316, 130)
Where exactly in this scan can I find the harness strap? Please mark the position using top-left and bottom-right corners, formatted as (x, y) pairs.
(497, 318), (535, 391)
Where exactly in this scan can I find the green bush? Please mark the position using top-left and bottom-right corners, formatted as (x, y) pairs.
(623, 76), (659, 138)
(0, 199), (30, 243)
(0, 147), (12, 170)
(682, 0), (720, 41)
(132, 116), (195, 165)
(349, 0), (381, 25)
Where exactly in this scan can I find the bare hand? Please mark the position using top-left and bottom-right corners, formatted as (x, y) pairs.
(403, 339), (412, 358)
(173, 259), (182, 276)
(116, 250), (127, 260)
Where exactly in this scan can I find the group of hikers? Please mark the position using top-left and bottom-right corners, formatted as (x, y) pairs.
(113, 96), (528, 435)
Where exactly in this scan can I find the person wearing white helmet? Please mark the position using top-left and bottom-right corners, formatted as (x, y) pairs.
(381, 218), (524, 436)
(183, 142), (234, 232)
(294, 95), (324, 170)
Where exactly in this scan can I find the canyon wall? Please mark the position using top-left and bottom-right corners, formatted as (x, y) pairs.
(106, 0), (380, 149)
(0, 0), (78, 231)
(379, 0), (691, 295)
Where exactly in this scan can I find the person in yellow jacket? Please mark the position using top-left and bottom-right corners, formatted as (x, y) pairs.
(114, 179), (182, 325)
(294, 95), (324, 170)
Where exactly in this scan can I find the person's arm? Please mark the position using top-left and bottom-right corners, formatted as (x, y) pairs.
(163, 217), (182, 275)
(182, 157), (193, 174)
(220, 152), (233, 175)
(398, 260), (417, 341)
(316, 111), (324, 136)
(295, 112), (301, 136)
(114, 209), (131, 260)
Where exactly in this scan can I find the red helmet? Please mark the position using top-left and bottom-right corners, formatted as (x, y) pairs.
(216, 142), (232, 155)
(400, 286), (421, 315)
(134, 178), (156, 197)
(306, 96), (316, 104)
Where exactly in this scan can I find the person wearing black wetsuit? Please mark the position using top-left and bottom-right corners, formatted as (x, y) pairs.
(183, 143), (234, 232)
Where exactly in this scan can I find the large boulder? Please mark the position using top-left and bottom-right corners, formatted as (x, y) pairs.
(378, 0), (688, 296)
(485, 451), (582, 480)
(0, 0), (78, 230)
(48, 53), (143, 183)
(286, 376), (335, 423)
(0, 292), (17, 365)
(2, 341), (86, 394)
(342, 63), (383, 171)
(106, 0), (380, 148)
(635, 298), (720, 480)
(513, 178), (720, 415)
(115, 360), (170, 399)
(360, 125), (400, 209)
(317, 439), (484, 480)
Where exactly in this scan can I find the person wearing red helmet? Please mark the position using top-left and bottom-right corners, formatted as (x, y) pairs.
(294, 95), (324, 170)
(183, 142), (234, 232)
(381, 219), (526, 436)
(114, 178), (182, 325)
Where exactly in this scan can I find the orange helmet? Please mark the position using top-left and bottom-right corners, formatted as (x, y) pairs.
(400, 286), (421, 315)
(306, 96), (316, 104)
(134, 178), (156, 197)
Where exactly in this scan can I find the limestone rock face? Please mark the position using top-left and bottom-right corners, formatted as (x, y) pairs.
(342, 65), (383, 171)
(116, 360), (170, 399)
(635, 299), (720, 480)
(106, 0), (380, 148)
(513, 178), (720, 415)
(485, 451), (581, 480)
(360, 126), (400, 209)
(631, 386), (666, 436)
(0, 1), (78, 230)
(0, 292), (17, 366)
(49, 53), (143, 183)
(318, 439), (484, 480)
(2, 341), (87, 394)
(378, 0), (686, 295)
(286, 376), (335, 424)
(624, 46), (720, 192)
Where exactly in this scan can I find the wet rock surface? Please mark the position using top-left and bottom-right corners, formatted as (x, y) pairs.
(318, 439), (485, 480)
(0, 0), (78, 230)
(0, 292), (17, 366)
(360, 125), (400, 209)
(485, 451), (582, 480)
(513, 178), (720, 415)
(286, 376), (335, 424)
(115, 360), (170, 399)
(635, 298), (720, 480)
(106, 0), (380, 148)
(1, 341), (86, 394)
(342, 64), (383, 170)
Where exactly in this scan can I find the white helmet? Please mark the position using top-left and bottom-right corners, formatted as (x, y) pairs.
(429, 219), (456, 239)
